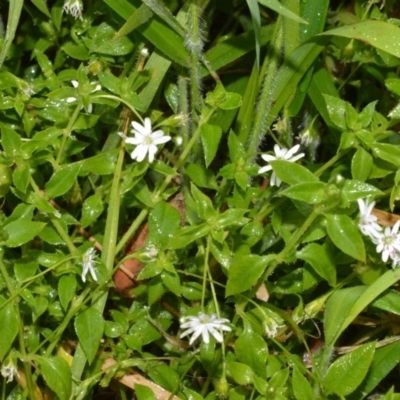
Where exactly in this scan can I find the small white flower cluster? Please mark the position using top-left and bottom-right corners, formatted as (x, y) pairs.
(118, 117), (171, 163)
(81, 247), (98, 282)
(258, 144), (305, 187)
(67, 80), (101, 113)
(357, 199), (400, 268)
(179, 312), (231, 345)
(1, 361), (18, 383)
(63, 0), (83, 20)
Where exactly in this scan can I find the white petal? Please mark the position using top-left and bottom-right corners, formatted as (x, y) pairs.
(208, 327), (223, 343)
(131, 145), (148, 162)
(71, 80), (79, 88)
(143, 118), (152, 134)
(125, 137), (143, 145)
(66, 97), (77, 103)
(151, 130), (165, 140)
(284, 144), (301, 159)
(261, 154), (277, 162)
(288, 152), (305, 162)
(201, 327), (210, 344)
(147, 144), (158, 163)
(153, 135), (171, 145)
(189, 327), (204, 345)
(131, 121), (147, 136)
(258, 165), (272, 174)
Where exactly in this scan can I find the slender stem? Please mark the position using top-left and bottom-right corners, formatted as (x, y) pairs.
(246, 21), (283, 159)
(56, 102), (82, 167)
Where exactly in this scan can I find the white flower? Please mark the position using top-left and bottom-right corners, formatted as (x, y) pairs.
(63, 0), (83, 20)
(1, 361), (18, 383)
(180, 312), (232, 345)
(118, 118), (171, 163)
(372, 221), (400, 263)
(66, 80), (101, 113)
(258, 144), (305, 187)
(140, 48), (149, 58)
(81, 248), (98, 282)
(357, 198), (382, 239)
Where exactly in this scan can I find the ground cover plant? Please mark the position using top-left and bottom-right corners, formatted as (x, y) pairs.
(2, 0), (400, 399)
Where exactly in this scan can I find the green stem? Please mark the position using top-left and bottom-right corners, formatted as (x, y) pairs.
(56, 102), (82, 167)
(246, 21), (283, 159)
(0, 253), (35, 400)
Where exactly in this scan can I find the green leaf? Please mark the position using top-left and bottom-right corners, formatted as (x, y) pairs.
(226, 254), (274, 296)
(370, 143), (400, 165)
(13, 161), (30, 193)
(75, 307), (104, 364)
(297, 243), (336, 286)
(323, 95), (347, 131)
(271, 160), (318, 185)
(352, 339), (400, 397)
(4, 220), (45, 247)
(147, 364), (180, 393)
(0, 301), (19, 360)
(191, 184), (217, 222)
(169, 224), (210, 249)
(81, 194), (104, 228)
(1, 126), (22, 158)
(320, 20), (400, 59)
(37, 356), (72, 400)
(201, 124), (222, 168)
(226, 361), (254, 385)
(292, 366), (313, 400)
(341, 180), (382, 202)
(148, 201), (180, 249)
(135, 384), (156, 400)
(45, 163), (81, 198)
(245, 0), (261, 69)
(371, 290), (400, 316)
(351, 147), (372, 182)
(103, 0), (189, 67)
(91, 23), (134, 56)
(324, 342), (375, 396)
(235, 328), (268, 378)
(58, 275), (77, 311)
(258, 0), (308, 24)
(81, 150), (118, 175)
(113, 4), (153, 40)
(325, 270), (400, 347)
(280, 182), (327, 204)
(0, 0), (23, 69)
(326, 214), (365, 262)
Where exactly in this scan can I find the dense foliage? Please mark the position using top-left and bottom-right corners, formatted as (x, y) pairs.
(1, 0), (400, 399)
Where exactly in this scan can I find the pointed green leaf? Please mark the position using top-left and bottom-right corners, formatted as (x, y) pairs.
(320, 20), (400, 59)
(37, 356), (72, 400)
(75, 307), (104, 364)
(201, 124), (222, 168)
(0, 301), (19, 360)
(324, 342), (375, 396)
(45, 163), (81, 198)
(326, 214), (365, 262)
